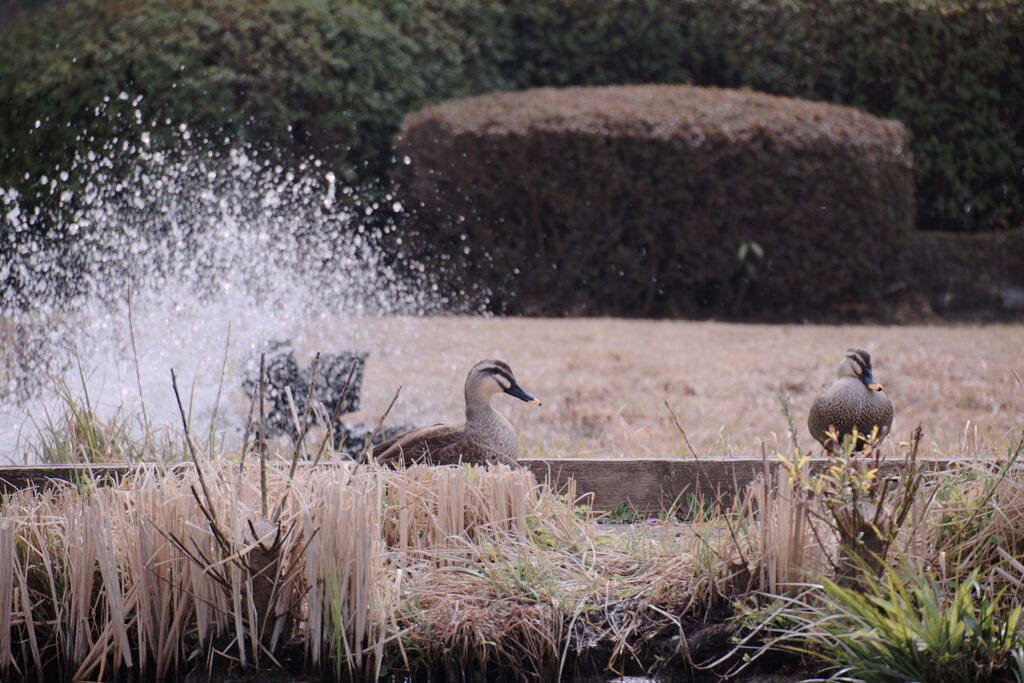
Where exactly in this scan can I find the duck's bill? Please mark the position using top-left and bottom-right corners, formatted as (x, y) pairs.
(868, 382), (885, 392)
(505, 382), (542, 406)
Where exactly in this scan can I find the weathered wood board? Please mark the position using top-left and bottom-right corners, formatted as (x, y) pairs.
(0, 463), (139, 493)
(522, 456), (958, 514)
(521, 457), (770, 514)
(0, 457), (958, 514)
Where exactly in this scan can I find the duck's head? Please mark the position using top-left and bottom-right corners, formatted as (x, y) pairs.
(466, 359), (542, 406)
(838, 348), (884, 392)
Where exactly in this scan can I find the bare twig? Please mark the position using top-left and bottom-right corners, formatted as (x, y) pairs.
(126, 285), (149, 426)
(294, 351), (321, 449)
(311, 362), (357, 467)
(273, 353), (323, 523)
(247, 518), (284, 554)
(160, 529), (231, 591)
(258, 353), (268, 519)
(171, 369), (222, 539)
(238, 390), (258, 476)
(188, 484), (232, 557)
(284, 387), (301, 453)
(889, 425), (924, 534)
(666, 401), (750, 569)
(357, 386), (402, 465)
(209, 321), (232, 446)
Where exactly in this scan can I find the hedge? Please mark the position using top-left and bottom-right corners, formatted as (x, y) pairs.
(0, 0), (512, 304)
(2, 0), (1022, 237)
(394, 85), (915, 318)
(0, 0), (508, 189)
(500, 0), (1024, 234)
(900, 231), (1024, 316)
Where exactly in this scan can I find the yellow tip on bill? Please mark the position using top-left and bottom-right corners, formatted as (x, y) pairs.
(868, 383), (884, 392)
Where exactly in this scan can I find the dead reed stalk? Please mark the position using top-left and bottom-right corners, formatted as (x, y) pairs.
(0, 459), (594, 680)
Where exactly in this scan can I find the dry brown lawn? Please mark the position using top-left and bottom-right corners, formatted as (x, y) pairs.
(299, 318), (1022, 458)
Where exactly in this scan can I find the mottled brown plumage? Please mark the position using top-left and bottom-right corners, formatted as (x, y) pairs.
(373, 360), (541, 467)
(808, 348), (893, 452)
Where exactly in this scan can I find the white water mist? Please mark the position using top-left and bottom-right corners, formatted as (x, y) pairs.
(0, 97), (467, 460)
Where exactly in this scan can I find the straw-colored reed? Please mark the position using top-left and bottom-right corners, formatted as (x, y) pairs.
(0, 459), (719, 680)
(2, 419), (1021, 681)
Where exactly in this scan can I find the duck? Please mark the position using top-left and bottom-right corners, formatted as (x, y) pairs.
(373, 359), (541, 467)
(808, 348), (893, 452)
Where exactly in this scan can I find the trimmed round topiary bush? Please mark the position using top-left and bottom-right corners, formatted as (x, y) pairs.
(395, 85), (914, 318)
(500, 0), (1024, 235)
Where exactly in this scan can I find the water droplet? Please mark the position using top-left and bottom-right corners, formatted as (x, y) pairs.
(1, 107), (471, 456)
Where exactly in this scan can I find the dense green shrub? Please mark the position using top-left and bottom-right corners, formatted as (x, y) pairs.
(501, 0), (1024, 234)
(0, 0), (510, 306)
(0, 0), (508, 189)
(2, 0), (1021, 236)
(395, 85), (914, 317)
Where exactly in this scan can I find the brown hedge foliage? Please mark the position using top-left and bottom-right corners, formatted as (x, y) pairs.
(394, 85), (914, 318)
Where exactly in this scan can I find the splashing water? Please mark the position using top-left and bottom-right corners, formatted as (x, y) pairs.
(0, 102), (468, 461)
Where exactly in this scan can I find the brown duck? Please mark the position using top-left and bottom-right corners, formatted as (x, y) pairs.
(808, 348), (893, 452)
(373, 359), (541, 467)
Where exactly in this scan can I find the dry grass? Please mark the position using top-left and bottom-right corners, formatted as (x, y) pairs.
(0, 421), (1022, 680)
(297, 317), (1024, 458)
(722, 432), (1024, 681)
(0, 457), (734, 680)
(1, 315), (1021, 679)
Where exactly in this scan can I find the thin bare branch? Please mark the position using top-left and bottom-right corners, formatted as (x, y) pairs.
(357, 386), (402, 465)
(171, 369), (220, 535)
(258, 352), (268, 519)
(312, 361), (357, 466)
(126, 285), (149, 426)
(666, 401), (750, 569)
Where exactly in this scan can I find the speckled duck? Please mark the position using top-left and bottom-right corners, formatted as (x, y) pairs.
(808, 348), (893, 452)
(373, 359), (541, 467)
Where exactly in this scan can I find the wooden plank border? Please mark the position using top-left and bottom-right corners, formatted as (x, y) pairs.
(0, 457), (957, 514)
(522, 457), (766, 514)
(522, 457), (957, 514)
(0, 464), (146, 494)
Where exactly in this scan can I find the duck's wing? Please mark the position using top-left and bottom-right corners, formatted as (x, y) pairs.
(372, 422), (467, 466)
(809, 378), (865, 448)
(807, 378), (836, 446)
(876, 393), (894, 436)
(430, 436), (521, 467)
(862, 389), (894, 440)
(812, 378), (892, 451)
